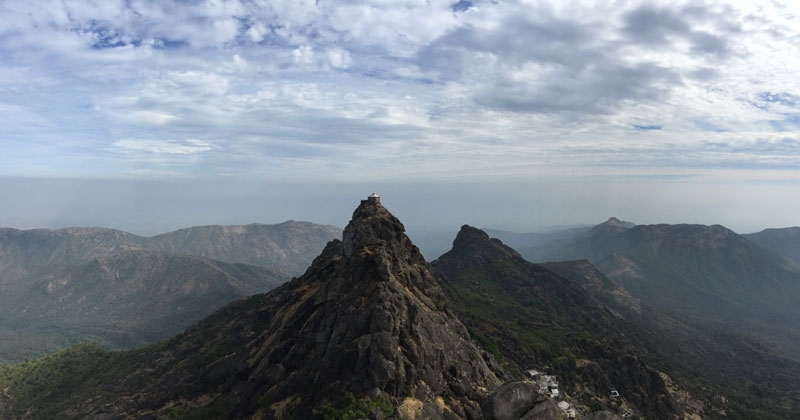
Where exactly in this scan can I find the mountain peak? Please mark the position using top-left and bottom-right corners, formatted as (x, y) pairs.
(592, 217), (635, 233)
(448, 225), (521, 261)
(342, 194), (417, 259)
(605, 217), (633, 227)
(244, 195), (502, 417)
(454, 224), (490, 244)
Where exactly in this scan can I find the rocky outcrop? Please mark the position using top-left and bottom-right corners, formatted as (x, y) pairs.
(481, 381), (541, 420)
(520, 399), (560, 420)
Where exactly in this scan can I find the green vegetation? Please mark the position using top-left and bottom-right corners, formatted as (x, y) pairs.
(435, 250), (619, 370)
(160, 398), (238, 420)
(0, 342), (143, 419)
(467, 327), (501, 360)
(314, 393), (394, 420)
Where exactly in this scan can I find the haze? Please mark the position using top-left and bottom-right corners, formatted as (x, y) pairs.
(2, 1), (799, 235)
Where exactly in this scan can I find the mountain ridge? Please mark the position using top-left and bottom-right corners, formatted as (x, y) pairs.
(594, 223), (800, 321)
(745, 226), (800, 265)
(0, 220), (341, 278)
(0, 220), (339, 363)
(432, 225), (682, 419)
(519, 220), (800, 365)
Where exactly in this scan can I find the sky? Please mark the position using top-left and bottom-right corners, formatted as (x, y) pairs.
(1, 0), (800, 234)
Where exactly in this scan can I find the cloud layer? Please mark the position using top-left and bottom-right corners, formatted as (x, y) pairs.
(2, 0), (800, 182)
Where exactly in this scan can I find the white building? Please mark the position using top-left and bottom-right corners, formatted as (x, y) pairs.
(526, 367), (559, 399)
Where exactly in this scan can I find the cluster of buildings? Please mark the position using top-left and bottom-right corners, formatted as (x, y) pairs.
(526, 369), (576, 417)
(525, 369), (560, 399)
(525, 368), (626, 419)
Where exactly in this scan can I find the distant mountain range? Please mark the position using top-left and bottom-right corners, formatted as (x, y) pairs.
(521, 218), (800, 322)
(0, 221), (340, 363)
(483, 225), (593, 251)
(0, 220), (340, 278)
(467, 220), (800, 417)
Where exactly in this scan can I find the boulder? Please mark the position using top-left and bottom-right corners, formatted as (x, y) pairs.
(521, 399), (560, 420)
(481, 381), (540, 420)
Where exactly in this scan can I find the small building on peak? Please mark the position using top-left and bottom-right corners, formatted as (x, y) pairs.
(368, 193), (381, 204)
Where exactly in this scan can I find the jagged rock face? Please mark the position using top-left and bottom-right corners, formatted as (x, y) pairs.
(244, 198), (502, 418)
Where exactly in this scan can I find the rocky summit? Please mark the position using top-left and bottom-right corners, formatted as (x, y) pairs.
(242, 195), (504, 418)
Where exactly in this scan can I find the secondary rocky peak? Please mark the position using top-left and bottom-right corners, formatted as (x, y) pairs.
(447, 225), (521, 262)
(454, 224), (491, 245)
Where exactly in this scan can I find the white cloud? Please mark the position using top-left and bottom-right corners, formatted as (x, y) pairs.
(326, 47), (352, 69)
(246, 21), (267, 43)
(292, 45), (315, 66)
(128, 110), (181, 126)
(109, 139), (215, 155)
